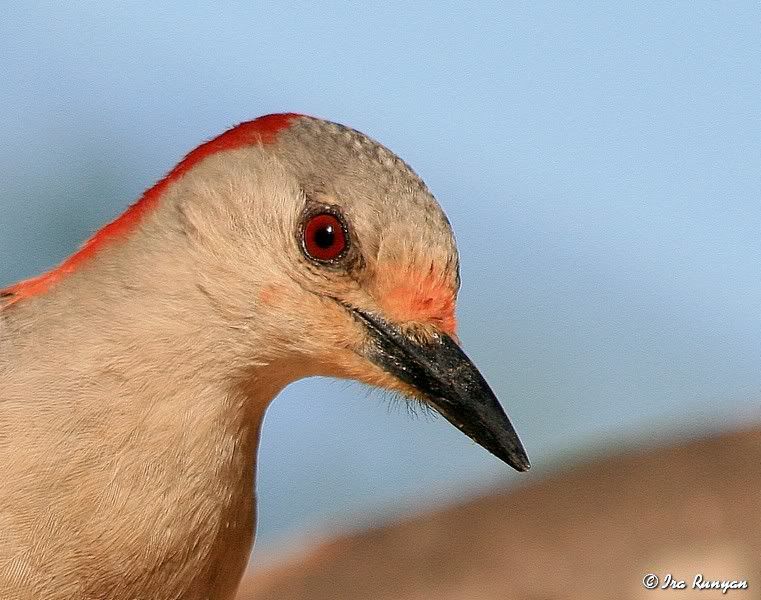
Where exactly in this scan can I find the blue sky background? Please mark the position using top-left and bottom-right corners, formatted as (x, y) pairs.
(2, 2), (760, 561)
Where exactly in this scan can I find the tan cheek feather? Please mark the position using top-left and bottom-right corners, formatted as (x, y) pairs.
(257, 284), (287, 306)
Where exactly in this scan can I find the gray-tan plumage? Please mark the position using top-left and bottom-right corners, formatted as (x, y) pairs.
(0, 114), (529, 599)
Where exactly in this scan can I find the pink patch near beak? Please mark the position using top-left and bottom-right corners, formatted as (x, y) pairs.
(375, 265), (457, 336)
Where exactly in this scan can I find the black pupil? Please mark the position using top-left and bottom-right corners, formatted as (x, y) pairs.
(314, 224), (335, 248)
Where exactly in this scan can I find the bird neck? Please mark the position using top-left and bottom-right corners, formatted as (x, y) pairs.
(0, 223), (283, 599)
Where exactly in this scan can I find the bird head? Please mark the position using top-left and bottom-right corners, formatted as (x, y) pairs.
(3, 113), (529, 471)
(171, 114), (530, 471)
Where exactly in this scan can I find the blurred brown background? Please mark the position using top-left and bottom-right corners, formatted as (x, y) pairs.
(238, 425), (760, 600)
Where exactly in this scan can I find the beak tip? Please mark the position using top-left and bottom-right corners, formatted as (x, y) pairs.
(495, 443), (531, 472)
(510, 454), (531, 472)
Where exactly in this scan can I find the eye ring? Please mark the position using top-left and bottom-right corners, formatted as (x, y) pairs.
(300, 208), (350, 263)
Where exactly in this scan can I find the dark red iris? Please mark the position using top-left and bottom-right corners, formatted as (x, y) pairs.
(302, 212), (347, 261)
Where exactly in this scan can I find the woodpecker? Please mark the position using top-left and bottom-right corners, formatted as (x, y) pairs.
(0, 114), (529, 600)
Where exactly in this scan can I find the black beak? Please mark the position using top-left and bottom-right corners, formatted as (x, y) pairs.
(352, 308), (530, 472)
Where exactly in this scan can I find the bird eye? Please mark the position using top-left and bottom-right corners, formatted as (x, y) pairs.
(301, 211), (348, 262)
